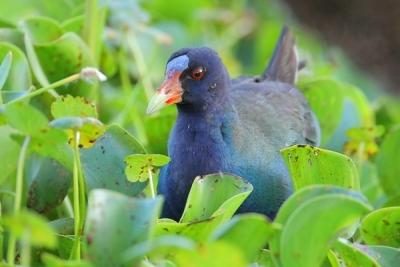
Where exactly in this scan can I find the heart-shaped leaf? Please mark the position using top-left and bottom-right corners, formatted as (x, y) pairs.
(125, 154), (170, 182)
(51, 95), (97, 119)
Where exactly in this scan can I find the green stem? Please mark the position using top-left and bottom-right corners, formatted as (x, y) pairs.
(74, 132), (86, 230)
(147, 168), (155, 198)
(7, 136), (30, 265)
(20, 231), (31, 267)
(71, 131), (81, 260)
(6, 73), (81, 105)
(83, 0), (98, 63)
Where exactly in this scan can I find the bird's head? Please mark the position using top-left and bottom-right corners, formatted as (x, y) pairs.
(147, 47), (230, 114)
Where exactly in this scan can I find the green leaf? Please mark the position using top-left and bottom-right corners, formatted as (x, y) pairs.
(281, 145), (359, 190)
(50, 117), (105, 149)
(125, 154), (170, 182)
(279, 194), (371, 267)
(356, 245), (400, 267)
(361, 207), (400, 247)
(85, 189), (162, 267)
(25, 154), (72, 213)
(210, 214), (275, 261)
(1, 210), (57, 248)
(20, 17), (63, 44)
(298, 79), (345, 144)
(0, 42), (31, 94)
(155, 216), (230, 243)
(42, 253), (93, 267)
(51, 95), (98, 119)
(180, 173), (253, 223)
(270, 185), (369, 262)
(376, 127), (400, 197)
(80, 125), (147, 196)
(0, 51), (12, 91)
(33, 32), (94, 97)
(121, 236), (195, 263)
(4, 102), (48, 136)
(30, 128), (73, 170)
(0, 125), (20, 185)
(174, 241), (248, 267)
(334, 239), (379, 267)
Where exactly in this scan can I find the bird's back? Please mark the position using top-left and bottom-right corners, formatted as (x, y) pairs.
(221, 77), (319, 217)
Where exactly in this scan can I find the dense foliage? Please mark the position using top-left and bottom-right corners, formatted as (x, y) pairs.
(0, 0), (399, 266)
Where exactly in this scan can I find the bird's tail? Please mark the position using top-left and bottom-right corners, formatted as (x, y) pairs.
(261, 26), (300, 85)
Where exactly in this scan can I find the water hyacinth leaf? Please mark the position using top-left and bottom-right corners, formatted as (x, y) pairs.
(25, 154), (72, 213)
(30, 128), (73, 170)
(80, 125), (147, 196)
(281, 145), (359, 190)
(270, 185), (369, 261)
(42, 253), (93, 267)
(2, 210), (57, 248)
(280, 194), (371, 267)
(0, 51), (12, 91)
(20, 17), (63, 44)
(0, 125), (20, 185)
(155, 216), (227, 243)
(121, 235), (195, 263)
(32, 32), (94, 97)
(125, 154), (170, 182)
(376, 127), (400, 197)
(4, 102), (48, 135)
(180, 173), (253, 223)
(51, 95), (97, 119)
(355, 245), (400, 267)
(0, 42), (31, 93)
(84, 189), (162, 267)
(210, 214), (275, 261)
(334, 239), (379, 267)
(50, 117), (104, 148)
(173, 241), (247, 267)
(360, 207), (400, 247)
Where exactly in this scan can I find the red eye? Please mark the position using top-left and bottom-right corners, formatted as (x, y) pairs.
(191, 66), (206, 80)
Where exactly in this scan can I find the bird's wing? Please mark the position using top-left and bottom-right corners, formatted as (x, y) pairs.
(228, 79), (320, 151)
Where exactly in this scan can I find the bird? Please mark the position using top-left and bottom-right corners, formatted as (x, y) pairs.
(147, 26), (320, 221)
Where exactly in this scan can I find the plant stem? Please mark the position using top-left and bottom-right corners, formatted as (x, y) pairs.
(147, 168), (155, 198)
(6, 73), (81, 105)
(83, 0), (99, 63)
(71, 131), (81, 260)
(74, 132), (86, 230)
(20, 231), (31, 267)
(7, 136), (30, 265)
